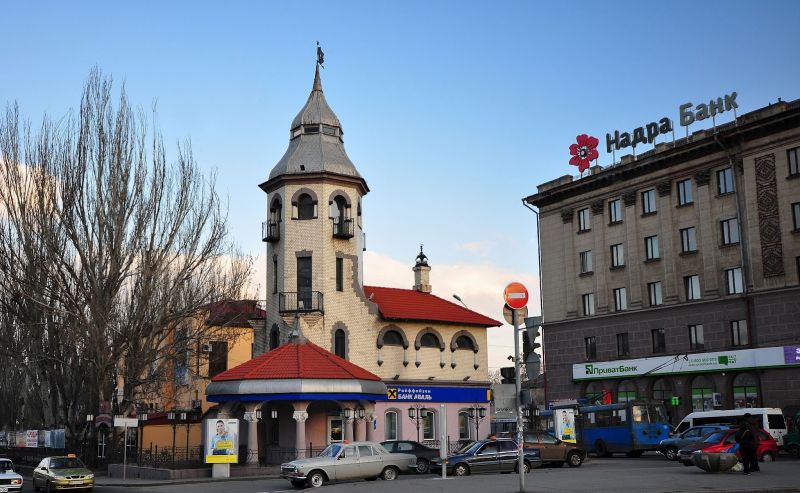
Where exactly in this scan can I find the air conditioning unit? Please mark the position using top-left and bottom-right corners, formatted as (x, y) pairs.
(201, 343), (213, 353)
(712, 392), (722, 407)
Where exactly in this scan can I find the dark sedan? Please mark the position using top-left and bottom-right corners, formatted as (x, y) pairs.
(430, 439), (541, 476)
(381, 440), (440, 473)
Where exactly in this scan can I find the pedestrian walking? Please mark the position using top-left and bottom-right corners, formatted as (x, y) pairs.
(735, 413), (759, 475)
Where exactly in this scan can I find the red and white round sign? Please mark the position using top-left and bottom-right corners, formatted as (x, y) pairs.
(503, 282), (529, 310)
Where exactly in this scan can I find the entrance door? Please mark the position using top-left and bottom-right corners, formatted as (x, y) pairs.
(297, 257), (312, 309)
(328, 416), (343, 444)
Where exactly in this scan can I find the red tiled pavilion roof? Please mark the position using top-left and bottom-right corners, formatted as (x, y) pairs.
(363, 286), (501, 327)
(211, 340), (381, 382)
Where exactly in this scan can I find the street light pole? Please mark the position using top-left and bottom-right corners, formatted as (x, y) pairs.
(513, 309), (524, 493)
(408, 405), (426, 443)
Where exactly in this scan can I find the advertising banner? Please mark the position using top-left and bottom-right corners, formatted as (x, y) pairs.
(44, 430), (52, 448)
(52, 429), (65, 449)
(385, 385), (490, 403)
(573, 346), (798, 381)
(205, 419), (238, 464)
(0, 431), (7, 447)
(554, 409), (576, 443)
(26, 430), (38, 448)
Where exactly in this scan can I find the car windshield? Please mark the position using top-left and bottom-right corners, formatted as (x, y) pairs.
(0, 461), (12, 471)
(455, 441), (479, 455)
(51, 458), (84, 469)
(318, 444), (343, 458)
(632, 404), (669, 423)
(703, 431), (728, 444)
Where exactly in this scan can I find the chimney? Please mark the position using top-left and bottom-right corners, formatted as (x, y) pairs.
(412, 245), (431, 293)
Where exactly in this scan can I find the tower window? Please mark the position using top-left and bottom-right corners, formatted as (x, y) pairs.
(334, 329), (347, 359)
(298, 194), (316, 219)
(336, 257), (344, 291)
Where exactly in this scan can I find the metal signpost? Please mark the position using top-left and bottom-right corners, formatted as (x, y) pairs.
(113, 417), (139, 481)
(504, 282), (528, 493)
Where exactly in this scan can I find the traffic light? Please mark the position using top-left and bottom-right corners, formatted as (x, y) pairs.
(523, 316), (542, 380)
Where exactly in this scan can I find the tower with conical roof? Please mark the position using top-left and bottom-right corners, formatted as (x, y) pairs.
(258, 62), (370, 356)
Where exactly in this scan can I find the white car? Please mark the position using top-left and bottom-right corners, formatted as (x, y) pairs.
(281, 441), (416, 488)
(0, 459), (23, 492)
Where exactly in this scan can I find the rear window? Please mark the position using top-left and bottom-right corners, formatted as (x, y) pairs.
(704, 431), (727, 444)
(768, 414), (786, 429)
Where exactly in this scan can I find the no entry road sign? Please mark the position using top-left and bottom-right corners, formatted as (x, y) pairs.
(503, 282), (529, 310)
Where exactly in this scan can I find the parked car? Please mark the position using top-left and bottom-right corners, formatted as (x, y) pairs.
(677, 428), (779, 466)
(381, 440), (440, 473)
(659, 425), (734, 461)
(523, 430), (585, 467)
(32, 454), (94, 491)
(280, 441), (416, 488)
(429, 438), (542, 476)
(0, 458), (23, 492)
(780, 411), (800, 458)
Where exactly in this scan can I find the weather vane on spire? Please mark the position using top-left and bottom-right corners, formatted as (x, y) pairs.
(415, 244), (429, 266)
(316, 41), (325, 68)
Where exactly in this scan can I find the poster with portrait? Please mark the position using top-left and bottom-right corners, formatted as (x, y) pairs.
(554, 408), (576, 443)
(205, 418), (238, 463)
(26, 430), (38, 448)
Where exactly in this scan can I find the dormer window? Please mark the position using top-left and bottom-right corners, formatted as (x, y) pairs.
(304, 125), (320, 134)
(322, 125), (338, 136)
(291, 128), (302, 139)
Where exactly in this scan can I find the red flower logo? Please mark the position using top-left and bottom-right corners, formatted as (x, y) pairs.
(569, 134), (599, 172)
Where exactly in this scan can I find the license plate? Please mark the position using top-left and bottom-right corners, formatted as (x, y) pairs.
(0, 486), (8, 492)
(70, 480), (84, 485)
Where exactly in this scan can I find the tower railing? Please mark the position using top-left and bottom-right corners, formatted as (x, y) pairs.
(278, 291), (324, 313)
(331, 218), (354, 239)
(262, 220), (280, 242)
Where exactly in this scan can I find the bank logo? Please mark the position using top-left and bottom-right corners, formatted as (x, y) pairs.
(718, 355), (736, 366)
(387, 388), (398, 400)
(584, 363), (638, 375)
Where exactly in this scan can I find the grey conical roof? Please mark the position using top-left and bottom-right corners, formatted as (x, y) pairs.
(268, 66), (361, 180)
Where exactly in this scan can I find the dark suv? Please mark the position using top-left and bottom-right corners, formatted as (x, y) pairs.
(523, 431), (585, 467)
(430, 438), (541, 476)
(658, 425), (733, 461)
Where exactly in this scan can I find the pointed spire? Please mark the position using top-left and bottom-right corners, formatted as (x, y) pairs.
(313, 64), (323, 92)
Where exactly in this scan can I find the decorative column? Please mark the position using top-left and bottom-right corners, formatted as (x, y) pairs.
(243, 403), (261, 465)
(293, 401), (310, 458)
(342, 406), (355, 442)
(365, 404), (376, 442)
(354, 408), (366, 442)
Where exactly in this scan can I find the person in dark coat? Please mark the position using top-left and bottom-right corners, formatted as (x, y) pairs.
(735, 413), (759, 474)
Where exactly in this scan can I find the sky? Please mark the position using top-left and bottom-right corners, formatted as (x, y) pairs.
(3, 1), (800, 370)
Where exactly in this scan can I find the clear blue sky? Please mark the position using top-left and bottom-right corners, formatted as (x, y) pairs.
(4, 1), (800, 366)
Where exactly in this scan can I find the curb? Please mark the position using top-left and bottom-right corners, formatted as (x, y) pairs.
(92, 474), (281, 488)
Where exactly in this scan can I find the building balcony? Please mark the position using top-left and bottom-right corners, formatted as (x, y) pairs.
(279, 291), (324, 314)
(331, 218), (354, 239)
(262, 220), (280, 243)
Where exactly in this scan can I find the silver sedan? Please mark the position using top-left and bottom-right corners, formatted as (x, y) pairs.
(280, 441), (417, 488)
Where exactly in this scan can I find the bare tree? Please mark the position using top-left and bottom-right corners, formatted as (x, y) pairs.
(0, 69), (253, 443)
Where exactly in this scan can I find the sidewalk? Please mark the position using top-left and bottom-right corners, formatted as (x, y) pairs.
(97, 464), (281, 487)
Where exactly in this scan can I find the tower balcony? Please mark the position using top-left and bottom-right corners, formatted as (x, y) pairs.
(331, 218), (354, 239)
(262, 220), (280, 243)
(279, 291), (324, 314)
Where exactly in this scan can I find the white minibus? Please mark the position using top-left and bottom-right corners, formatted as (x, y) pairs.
(675, 408), (787, 443)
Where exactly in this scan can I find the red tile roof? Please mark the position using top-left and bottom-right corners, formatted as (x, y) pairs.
(203, 300), (266, 328)
(212, 341), (381, 382)
(363, 286), (501, 327)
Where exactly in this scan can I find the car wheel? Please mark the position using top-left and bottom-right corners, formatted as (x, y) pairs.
(453, 463), (470, 476)
(787, 444), (800, 459)
(416, 458), (430, 474)
(515, 461), (531, 474)
(595, 439), (610, 457)
(761, 452), (775, 462)
(381, 466), (399, 481)
(567, 451), (583, 467)
(307, 470), (325, 488)
(664, 447), (678, 461)
(291, 479), (306, 488)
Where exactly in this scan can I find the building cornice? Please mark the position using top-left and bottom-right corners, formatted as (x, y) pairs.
(259, 171), (369, 196)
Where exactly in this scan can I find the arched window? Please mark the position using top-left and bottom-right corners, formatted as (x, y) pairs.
(269, 325), (280, 350)
(383, 330), (404, 346)
(455, 335), (475, 351)
(617, 380), (637, 403)
(270, 197), (282, 223)
(330, 195), (348, 223)
(420, 333), (440, 348)
(384, 410), (398, 441)
(422, 409), (436, 441)
(733, 373), (758, 409)
(652, 378), (672, 402)
(691, 375), (714, 411)
(458, 411), (471, 440)
(298, 193), (315, 219)
(334, 329), (347, 359)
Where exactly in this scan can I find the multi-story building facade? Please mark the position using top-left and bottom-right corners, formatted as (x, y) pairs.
(524, 98), (800, 423)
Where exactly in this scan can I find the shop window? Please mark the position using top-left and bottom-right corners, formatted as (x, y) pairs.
(733, 374), (758, 409)
(458, 411), (471, 440)
(384, 411), (398, 441)
(617, 380), (636, 403)
(422, 410), (436, 441)
(691, 376), (714, 411)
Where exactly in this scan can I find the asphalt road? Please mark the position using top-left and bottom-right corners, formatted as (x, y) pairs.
(15, 455), (800, 493)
